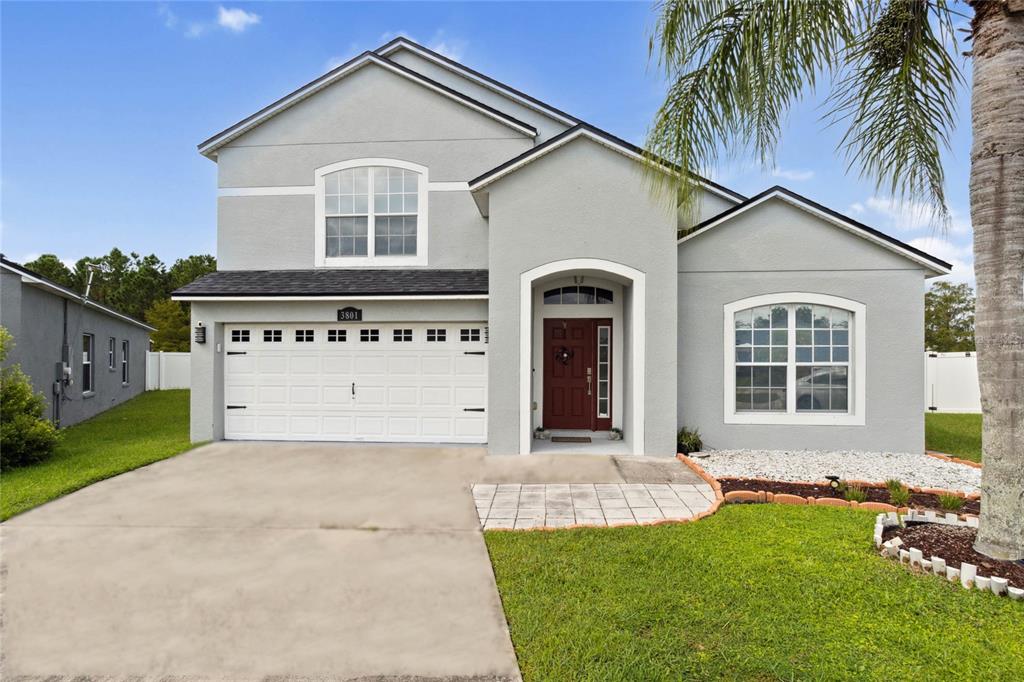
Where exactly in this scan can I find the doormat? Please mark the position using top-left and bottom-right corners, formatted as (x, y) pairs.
(552, 436), (592, 443)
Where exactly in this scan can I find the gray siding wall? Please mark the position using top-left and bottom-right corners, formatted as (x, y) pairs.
(386, 49), (572, 143)
(485, 137), (679, 455)
(0, 272), (149, 428)
(214, 63), (532, 271)
(678, 199), (928, 452)
(189, 299), (489, 442)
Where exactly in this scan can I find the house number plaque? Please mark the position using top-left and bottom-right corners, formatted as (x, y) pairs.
(337, 306), (363, 322)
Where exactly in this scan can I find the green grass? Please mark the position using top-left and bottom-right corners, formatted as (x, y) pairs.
(486, 505), (1023, 681)
(926, 412), (983, 462)
(1, 390), (196, 520)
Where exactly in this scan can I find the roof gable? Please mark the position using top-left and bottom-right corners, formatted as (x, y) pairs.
(679, 186), (952, 275)
(198, 52), (536, 158)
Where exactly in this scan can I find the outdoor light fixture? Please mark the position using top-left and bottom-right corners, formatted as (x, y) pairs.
(826, 476), (841, 489)
(194, 322), (206, 344)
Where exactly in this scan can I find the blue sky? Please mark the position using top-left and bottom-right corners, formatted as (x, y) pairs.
(1, 1), (974, 284)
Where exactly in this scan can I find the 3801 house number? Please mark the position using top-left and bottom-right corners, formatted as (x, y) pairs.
(337, 307), (363, 322)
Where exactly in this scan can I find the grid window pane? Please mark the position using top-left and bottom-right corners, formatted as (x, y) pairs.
(327, 329), (346, 342)
(393, 329), (413, 342)
(360, 329), (380, 342)
(427, 329), (447, 342)
(376, 216), (417, 256)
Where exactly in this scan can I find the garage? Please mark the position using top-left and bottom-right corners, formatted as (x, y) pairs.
(223, 322), (487, 442)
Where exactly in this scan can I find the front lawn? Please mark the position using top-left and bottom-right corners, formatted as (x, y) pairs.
(926, 412), (983, 462)
(486, 505), (1023, 681)
(1, 390), (195, 520)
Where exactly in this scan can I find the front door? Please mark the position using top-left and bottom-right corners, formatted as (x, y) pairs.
(543, 318), (612, 431)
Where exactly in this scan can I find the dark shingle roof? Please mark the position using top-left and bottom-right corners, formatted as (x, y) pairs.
(173, 269), (489, 297)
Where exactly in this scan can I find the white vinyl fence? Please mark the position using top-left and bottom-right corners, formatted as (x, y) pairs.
(925, 352), (981, 413)
(146, 351), (191, 390)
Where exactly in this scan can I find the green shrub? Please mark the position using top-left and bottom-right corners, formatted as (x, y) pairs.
(889, 485), (911, 507)
(885, 478), (904, 494)
(677, 427), (703, 455)
(938, 493), (965, 511)
(0, 327), (60, 469)
(843, 484), (868, 503)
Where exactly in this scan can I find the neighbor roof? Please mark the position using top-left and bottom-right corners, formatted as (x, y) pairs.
(197, 52), (537, 158)
(678, 186), (953, 275)
(0, 255), (155, 330)
(172, 269), (489, 299)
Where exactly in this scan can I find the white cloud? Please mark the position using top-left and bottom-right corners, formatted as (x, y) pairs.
(855, 196), (971, 236)
(157, 4), (178, 29)
(908, 237), (975, 286)
(185, 22), (206, 39)
(771, 167), (814, 182)
(217, 6), (261, 33)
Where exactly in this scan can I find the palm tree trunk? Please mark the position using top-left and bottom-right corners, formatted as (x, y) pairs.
(969, 0), (1024, 561)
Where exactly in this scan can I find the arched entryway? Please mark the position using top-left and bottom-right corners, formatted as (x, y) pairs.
(519, 258), (646, 454)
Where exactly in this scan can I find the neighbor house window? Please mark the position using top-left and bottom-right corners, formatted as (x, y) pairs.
(108, 337), (116, 370)
(724, 294), (865, 425)
(317, 160), (427, 265)
(82, 334), (94, 393)
(121, 340), (130, 385)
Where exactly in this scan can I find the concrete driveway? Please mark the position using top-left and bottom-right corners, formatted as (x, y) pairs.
(1, 442), (700, 680)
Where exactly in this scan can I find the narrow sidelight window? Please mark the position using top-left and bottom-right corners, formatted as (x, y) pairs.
(108, 337), (116, 370)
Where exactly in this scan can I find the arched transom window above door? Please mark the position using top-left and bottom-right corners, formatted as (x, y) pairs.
(314, 159), (428, 267)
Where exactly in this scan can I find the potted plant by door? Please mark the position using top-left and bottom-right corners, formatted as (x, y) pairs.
(608, 427), (623, 441)
(534, 425), (551, 440)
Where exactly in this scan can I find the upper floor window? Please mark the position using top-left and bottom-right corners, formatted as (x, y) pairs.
(316, 159), (428, 267)
(724, 294), (865, 426)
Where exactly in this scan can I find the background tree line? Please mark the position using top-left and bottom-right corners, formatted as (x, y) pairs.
(925, 282), (975, 353)
(24, 250), (215, 352)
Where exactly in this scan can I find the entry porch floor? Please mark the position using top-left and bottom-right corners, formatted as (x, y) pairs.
(530, 430), (631, 455)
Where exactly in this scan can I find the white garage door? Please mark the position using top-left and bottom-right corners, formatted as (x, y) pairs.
(224, 323), (487, 443)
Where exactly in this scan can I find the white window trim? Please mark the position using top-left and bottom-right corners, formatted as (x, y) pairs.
(723, 293), (866, 426)
(314, 158), (428, 267)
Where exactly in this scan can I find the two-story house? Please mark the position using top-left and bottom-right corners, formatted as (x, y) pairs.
(174, 37), (951, 456)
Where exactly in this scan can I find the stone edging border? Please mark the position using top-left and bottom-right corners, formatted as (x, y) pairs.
(876, 512), (1023, 601)
(925, 450), (983, 469)
(710, 474), (980, 511)
(675, 453), (725, 521)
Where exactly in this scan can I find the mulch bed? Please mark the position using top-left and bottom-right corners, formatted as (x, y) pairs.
(718, 478), (980, 515)
(882, 523), (1024, 588)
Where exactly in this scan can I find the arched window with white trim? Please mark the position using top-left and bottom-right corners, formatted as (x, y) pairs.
(315, 159), (428, 266)
(723, 293), (866, 425)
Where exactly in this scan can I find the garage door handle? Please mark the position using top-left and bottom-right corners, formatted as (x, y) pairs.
(226, 405), (246, 410)
(463, 351), (485, 356)
(351, 382), (356, 397)
(463, 407), (485, 412)
(227, 351), (247, 356)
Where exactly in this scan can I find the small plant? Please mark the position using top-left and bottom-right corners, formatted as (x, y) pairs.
(938, 493), (965, 511)
(608, 427), (623, 441)
(676, 427), (702, 455)
(884, 478), (904, 494)
(888, 485), (911, 507)
(843, 484), (868, 503)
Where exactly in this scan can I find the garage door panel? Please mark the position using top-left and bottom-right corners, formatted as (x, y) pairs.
(289, 385), (321, 404)
(225, 323), (486, 443)
(387, 356), (419, 375)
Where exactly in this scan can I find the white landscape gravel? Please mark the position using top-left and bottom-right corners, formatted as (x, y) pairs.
(695, 449), (981, 494)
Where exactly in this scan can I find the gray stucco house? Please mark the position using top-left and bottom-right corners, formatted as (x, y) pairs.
(1, 256), (153, 427)
(174, 37), (951, 456)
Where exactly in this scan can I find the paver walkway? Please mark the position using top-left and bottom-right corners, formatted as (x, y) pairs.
(475, 482), (716, 529)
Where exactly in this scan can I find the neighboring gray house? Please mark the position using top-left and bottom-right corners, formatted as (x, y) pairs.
(174, 37), (951, 456)
(1, 256), (153, 427)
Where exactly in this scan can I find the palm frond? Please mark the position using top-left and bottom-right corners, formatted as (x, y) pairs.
(646, 0), (857, 222)
(828, 0), (963, 218)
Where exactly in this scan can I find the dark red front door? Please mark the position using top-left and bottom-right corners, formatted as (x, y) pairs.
(543, 318), (611, 430)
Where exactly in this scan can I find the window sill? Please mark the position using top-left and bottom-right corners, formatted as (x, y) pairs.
(83, 391), (96, 400)
(318, 255), (426, 268)
(725, 412), (865, 426)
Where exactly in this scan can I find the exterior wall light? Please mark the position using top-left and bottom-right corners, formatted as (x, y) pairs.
(194, 322), (206, 344)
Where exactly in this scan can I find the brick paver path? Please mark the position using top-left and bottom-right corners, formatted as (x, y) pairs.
(473, 483), (717, 530)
